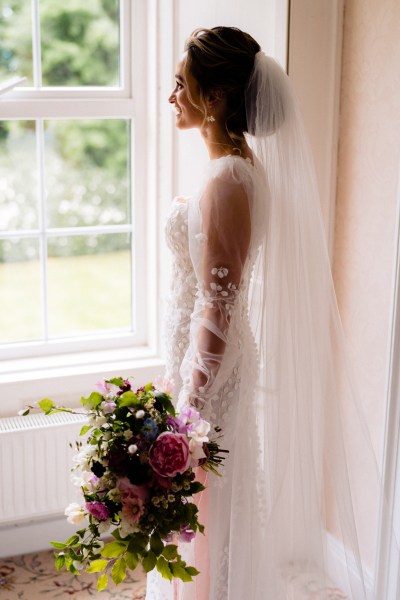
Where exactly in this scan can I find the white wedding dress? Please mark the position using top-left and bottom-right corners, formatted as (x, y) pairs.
(146, 147), (386, 600)
(146, 155), (268, 600)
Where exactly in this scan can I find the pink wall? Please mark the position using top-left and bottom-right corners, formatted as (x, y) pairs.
(332, 0), (400, 565)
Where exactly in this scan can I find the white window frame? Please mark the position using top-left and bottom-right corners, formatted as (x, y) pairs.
(0, 0), (166, 410)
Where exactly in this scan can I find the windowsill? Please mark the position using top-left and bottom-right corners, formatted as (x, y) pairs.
(0, 347), (165, 418)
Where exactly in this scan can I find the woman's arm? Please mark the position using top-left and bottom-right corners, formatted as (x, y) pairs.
(179, 173), (251, 411)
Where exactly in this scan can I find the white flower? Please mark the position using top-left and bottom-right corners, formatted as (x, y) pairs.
(128, 444), (138, 454)
(188, 418), (210, 443)
(89, 415), (107, 428)
(73, 560), (85, 571)
(154, 375), (175, 395)
(65, 502), (86, 524)
(135, 410), (145, 419)
(188, 438), (207, 468)
(119, 516), (138, 538)
(98, 520), (111, 534)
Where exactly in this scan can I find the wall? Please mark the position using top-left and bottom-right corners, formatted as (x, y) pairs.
(333, 0), (400, 567)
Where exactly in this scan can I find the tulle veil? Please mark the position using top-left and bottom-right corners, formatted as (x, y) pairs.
(243, 51), (399, 598)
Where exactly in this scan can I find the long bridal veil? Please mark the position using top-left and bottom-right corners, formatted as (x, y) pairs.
(243, 52), (398, 599)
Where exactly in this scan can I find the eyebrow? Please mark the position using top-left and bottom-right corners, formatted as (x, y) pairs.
(175, 74), (184, 82)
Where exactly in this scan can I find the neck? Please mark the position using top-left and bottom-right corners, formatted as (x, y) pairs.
(200, 122), (248, 160)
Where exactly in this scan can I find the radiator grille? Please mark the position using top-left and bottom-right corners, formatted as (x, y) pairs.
(0, 412), (87, 525)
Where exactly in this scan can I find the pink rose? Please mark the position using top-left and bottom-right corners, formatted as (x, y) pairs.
(148, 432), (190, 477)
(117, 477), (149, 502)
(121, 496), (145, 524)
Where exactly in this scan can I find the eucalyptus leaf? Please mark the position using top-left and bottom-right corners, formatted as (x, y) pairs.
(161, 545), (178, 560)
(97, 573), (108, 591)
(101, 541), (127, 558)
(111, 557), (127, 585)
(150, 533), (164, 556)
(86, 559), (108, 573)
(38, 398), (55, 414)
(156, 555), (173, 581)
(118, 391), (139, 408)
(125, 550), (139, 571)
(142, 550), (157, 573)
(170, 562), (193, 582)
(79, 424), (92, 436)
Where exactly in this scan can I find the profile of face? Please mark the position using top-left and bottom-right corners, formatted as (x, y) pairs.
(168, 53), (205, 130)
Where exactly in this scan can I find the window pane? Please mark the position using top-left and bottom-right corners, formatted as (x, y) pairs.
(0, 238), (42, 343)
(0, 121), (38, 231)
(0, 1), (33, 85)
(44, 119), (130, 228)
(47, 233), (131, 337)
(40, 0), (120, 87)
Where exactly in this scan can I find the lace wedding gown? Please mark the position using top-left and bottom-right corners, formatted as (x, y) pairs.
(146, 155), (268, 600)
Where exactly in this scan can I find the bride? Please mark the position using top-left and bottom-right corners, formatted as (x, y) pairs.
(146, 26), (385, 600)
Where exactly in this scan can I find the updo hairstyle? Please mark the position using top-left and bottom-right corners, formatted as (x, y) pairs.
(184, 27), (260, 140)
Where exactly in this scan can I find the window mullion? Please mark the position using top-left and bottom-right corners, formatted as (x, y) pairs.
(31, 0), (42, 88)
(36, 118), (48, 341)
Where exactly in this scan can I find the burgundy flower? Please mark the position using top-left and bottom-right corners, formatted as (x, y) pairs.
(85, 501), (110, 521)
(148, 432), (190, 477)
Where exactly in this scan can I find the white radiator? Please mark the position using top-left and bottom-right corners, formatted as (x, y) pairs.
(0, 412), (87, 526)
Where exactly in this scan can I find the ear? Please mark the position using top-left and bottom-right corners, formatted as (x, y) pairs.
(206, 88), (225, 108)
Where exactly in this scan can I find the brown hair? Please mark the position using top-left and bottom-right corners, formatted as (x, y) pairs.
(184, 27), (260, 140)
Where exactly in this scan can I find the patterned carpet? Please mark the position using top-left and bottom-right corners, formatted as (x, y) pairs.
(0, 549), (350, 599)
(0, 549), (146, 599)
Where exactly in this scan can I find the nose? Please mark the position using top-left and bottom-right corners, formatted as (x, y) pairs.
(168, 90), (176, 104)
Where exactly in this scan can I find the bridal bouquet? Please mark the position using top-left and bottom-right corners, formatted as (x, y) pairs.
(22, 377), (226, 590)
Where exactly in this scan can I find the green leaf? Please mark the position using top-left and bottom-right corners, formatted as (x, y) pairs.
(55, 554), (65, 570)
(51, 541), (67, 549)
(142, 550), (157, 573)
(80, 392), (103, 410)
(118, 391), (139, 408)
(128, 536), (147, 555)
(170, 562), (193, 582)
(111, 557), (127, 585)
(161, 545), (178, 560)
(101, 541), (127, 558)
(125, 550), (139, 571)
(38, 398), (55, 414)
(189, 482), (205, 495)
(107, 377), (125, 387)
(86, 559), (108, 573)
(20, 408), (30, 416)
(79, 424), (92, 436)
(153, 391), (175, 416)
(97, 573), (108, 591)
(150, 533), (164, 557)
(186, 566), (200, 577)
(64, 535), (79, 546)
(156, 556), (173, 581)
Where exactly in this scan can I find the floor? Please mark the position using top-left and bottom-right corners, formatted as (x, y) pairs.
(0, 548), (350, 599)
(0, 548), (147, 599)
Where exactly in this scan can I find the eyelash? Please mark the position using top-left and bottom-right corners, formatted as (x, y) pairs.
(176, 82), (183, 90)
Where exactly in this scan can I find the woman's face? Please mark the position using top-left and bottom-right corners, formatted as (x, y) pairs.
(169, 53), (204, 130)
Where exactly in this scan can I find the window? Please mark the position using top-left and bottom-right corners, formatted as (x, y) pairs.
(0, 0), (152, 361)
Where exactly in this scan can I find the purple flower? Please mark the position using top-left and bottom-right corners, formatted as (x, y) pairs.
(85, 501), (110, 521)
(178, 525), (196, 543)
(166, 415), (180, 432)
(101, 400), (116, 414)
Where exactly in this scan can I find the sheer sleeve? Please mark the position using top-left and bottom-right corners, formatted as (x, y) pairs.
(178, 168), (251, 414)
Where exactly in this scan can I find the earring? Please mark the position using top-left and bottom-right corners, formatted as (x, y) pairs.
(206, 115), (215, 123)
